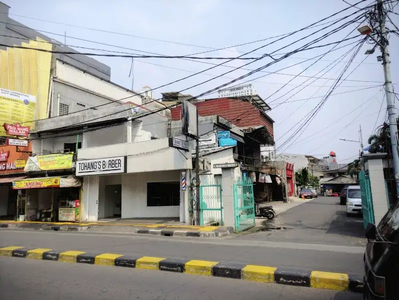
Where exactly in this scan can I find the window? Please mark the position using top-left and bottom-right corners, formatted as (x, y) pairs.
(147, 182), (180, 206)
(348, 189), (361, 198)
(59, 103), (69, 116)
(64, 142), (81, 153)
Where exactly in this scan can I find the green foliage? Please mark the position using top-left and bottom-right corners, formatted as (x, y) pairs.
(347, 159), (361, 179)
(308, 175), (319, 187)
(295, 167), (309, 188)
(368, 123), (389, 153)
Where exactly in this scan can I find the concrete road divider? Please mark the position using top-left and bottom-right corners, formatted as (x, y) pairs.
(0, 245), (363, 293)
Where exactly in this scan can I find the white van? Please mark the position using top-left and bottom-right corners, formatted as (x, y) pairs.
(346, 185), (362, 216)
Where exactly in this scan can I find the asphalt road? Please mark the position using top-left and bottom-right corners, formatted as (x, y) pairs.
(0, 227), (364, 274)
(0, 257), (362, 300)
(244, 196), (367, 247)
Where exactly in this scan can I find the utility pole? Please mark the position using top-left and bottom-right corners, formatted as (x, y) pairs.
(377, 0), (399, 188)
(359, 125), (364, 155)
(195, 112), (200, 225)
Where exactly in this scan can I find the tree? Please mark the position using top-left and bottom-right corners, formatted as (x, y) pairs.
(347, 159), (361, 180)
(368, 123), (390, 153)
(295, 167), (309, 188)
(308, 175), (319, 188)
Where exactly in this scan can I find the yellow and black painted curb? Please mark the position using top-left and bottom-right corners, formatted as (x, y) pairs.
(0, 222), (234, 238)
(0, 246), (363, 293)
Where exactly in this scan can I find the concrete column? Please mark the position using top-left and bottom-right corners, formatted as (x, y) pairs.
(368, 159), (389, 224)
(222, 168), (235, 227)
(81, 175), (99, 222)
(126, 119), (133, 143)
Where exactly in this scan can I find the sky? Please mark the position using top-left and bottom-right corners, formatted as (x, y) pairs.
(4, 0), (399, 164)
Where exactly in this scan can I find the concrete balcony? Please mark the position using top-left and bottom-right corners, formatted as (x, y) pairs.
(77, 138), (192, 173)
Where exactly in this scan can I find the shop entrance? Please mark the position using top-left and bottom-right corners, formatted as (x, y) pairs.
(101, 184), (122, 218)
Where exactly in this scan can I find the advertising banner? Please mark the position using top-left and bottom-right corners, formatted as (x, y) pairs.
(59, 208), (76, 222)
(12, 177), (60, 189)
(0, 88), (36, 136)
(24, 153), (74, 172)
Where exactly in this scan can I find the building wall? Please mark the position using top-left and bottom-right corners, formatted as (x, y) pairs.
(83, 124), (127, 148)
(51, 81), (120, 117)
(55, 61), (142, 107)
(171, 98), (274, 137)
(279, 154), (309, 171)
(122, 171), (180, 218)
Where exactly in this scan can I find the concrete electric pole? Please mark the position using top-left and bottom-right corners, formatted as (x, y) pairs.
(376, 0), (399, 189)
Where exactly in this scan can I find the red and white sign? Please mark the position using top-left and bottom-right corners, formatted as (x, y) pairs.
(0, 151), (9, 162)
(3, 123), (30, 137)
(7, 138), (29, 147)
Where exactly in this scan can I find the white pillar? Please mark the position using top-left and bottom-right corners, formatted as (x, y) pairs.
(367, 159), (389, 224)
(221, 168), (235, 227)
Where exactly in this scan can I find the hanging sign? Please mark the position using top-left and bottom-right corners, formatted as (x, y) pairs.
(76, 156), (127, 176)
(3, 123), (30, 137)
(12, 177), (61, 189)
(7, 138), (29, 147)
(0, 151), (9, 162)
(213, 162), (238, 169)
(169, 138), (189, 151)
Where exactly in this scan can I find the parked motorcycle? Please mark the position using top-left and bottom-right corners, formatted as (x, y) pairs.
(255, 203), (276, 219)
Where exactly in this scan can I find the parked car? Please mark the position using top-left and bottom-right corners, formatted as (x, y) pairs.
(346, 185), (362, 216)
(340, 187), (348, 205)
(363, 200), (399, 299)
(299, 188), (313, 199)
(310, 188), (318, 198)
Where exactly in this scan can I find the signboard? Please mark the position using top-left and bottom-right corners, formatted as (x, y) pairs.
(76, 156), (126, 176)
(3, 123), (30, 137)
(24, 154), (74, 172)
(13, 177), (60, 189)
(0, 151), (9, 162)
(169, 138), (189, 151)
(217, 131), (230, 139)
(59, 208), (76, 222)
(7, 138), (29, 147)
(0, 88), (36, 136)
(181, 101), (198, 138)
(213, 163), (238, 169)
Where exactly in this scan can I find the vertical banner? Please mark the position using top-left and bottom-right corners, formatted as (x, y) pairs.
(181, 171), (186, 191)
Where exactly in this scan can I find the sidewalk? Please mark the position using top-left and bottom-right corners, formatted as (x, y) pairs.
(255, 196), (314, 227)
(0, 220), (233, 238)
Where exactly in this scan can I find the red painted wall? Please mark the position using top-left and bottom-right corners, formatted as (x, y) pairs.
(171, 98), (274, 137)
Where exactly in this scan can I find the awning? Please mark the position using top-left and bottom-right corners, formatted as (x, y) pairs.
(12, 176), (81, 190)
(230, 132), (245, 143)
(0, 176), (27, 184)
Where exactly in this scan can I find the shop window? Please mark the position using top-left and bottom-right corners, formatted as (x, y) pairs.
(147, 182), (180, 206)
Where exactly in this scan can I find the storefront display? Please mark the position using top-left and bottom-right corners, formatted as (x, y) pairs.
(59, 200), (80, 222)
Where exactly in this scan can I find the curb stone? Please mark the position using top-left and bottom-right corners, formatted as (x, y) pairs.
(0, 222), (233, 238)
(0, 245), (364, 293)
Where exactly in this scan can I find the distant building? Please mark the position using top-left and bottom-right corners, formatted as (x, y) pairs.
(218, 84), (256, 98)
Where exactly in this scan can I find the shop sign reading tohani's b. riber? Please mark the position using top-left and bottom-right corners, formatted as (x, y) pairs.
(76, 157), (127, 176)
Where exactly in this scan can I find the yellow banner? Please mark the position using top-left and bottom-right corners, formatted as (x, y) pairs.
(15, 159), (26, 169)
(0, 88), (36, 136)
(37, 154), (74, 170)
(13, 177), (60, 189)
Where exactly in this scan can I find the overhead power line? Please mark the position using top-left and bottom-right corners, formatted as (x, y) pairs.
(24, 2), (369, 128)
(276, 39), (365, 154)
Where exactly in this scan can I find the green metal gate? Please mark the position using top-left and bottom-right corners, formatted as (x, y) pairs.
(359, 170), (375, 228)
(233, 177), (255, 232)
(199, 183), (223, 226)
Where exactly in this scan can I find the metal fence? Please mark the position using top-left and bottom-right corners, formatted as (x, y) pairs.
(359, 170), (375, 228)
(199, 180), (223, 226)
(233, 177), (255, 232)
